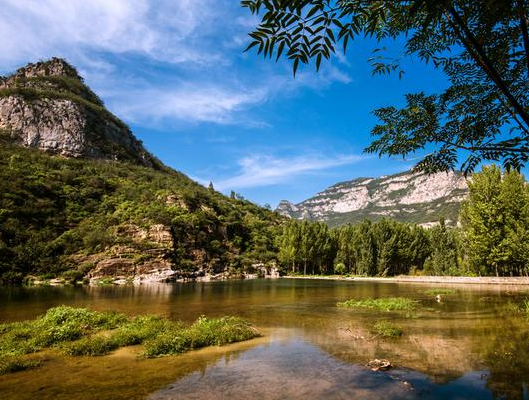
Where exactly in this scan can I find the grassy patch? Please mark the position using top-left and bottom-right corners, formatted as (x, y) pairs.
(424, 288), (456, 296)
(505, 299), (529, 314)
(337, 297), (418, 311)
(61, 336), (118, 356)
(372, 321), (403, 337)
(142, 316), (258, 357)
(0, 306), (259, 373)
(0, 356), (41, 375)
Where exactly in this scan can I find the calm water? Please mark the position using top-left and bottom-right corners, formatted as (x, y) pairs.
(1, 278), (529, 400)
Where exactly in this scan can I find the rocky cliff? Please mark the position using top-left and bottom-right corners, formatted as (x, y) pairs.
(0, 58), (159, 167)
(276, 170), (468, 227)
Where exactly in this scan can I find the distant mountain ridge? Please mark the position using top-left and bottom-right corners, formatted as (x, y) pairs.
(0, 58), (160, 168)
(276, 170), (469, 227)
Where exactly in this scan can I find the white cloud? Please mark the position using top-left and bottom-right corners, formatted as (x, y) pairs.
(0, 0), (217, 66)
(106, 83), (268, 125)
(0, 0), (352, 126)
(212, 153), (365, 190)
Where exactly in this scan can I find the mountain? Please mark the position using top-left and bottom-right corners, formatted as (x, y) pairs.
(0, 59), (281, 285)
(276, 170), (468, 227)
(0, 58), (159, 168)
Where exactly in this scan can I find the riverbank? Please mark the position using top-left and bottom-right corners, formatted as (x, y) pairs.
(282, 275), (529, 286)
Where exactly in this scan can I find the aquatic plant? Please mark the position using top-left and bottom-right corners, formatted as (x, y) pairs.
(372, 321), (403, 338)
(142, 316), (259, 357)
(0, 306), (259, 373)
(61, 335), (119, 356)
(0, 355), (41, 375)
(337, 297), (418, 312)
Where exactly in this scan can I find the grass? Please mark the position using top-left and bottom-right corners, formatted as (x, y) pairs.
(142, 316), (258, 357)
(61, 335), (118, 356)
(424, 288), (456, 296)
(505, 299), (529, 314)
(0, 306), (259, 373)
(372, 321), (403, 337)
(337, 297), (418, 311)
(0, 356), (41, 375)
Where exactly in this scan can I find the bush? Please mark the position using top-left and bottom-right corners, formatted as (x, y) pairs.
(334, 263), (346, 275)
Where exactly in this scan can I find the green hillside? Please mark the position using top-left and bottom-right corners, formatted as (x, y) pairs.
(0, 132), (281, 284)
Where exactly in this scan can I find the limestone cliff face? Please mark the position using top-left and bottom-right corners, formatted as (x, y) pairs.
(0, 58), (158, 167)
(277, 170), (469, 227)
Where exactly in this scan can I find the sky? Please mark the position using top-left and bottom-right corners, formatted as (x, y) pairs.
(0, 0), (450, 207)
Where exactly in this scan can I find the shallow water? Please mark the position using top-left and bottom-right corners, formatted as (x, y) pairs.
(1, 279), (529, 400)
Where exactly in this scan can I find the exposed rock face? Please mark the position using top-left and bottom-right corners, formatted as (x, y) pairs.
(0, 58), (158, 167)
(276, 170), (469, 227)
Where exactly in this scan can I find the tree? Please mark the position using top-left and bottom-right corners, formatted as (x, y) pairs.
(460, 165), (529, 276)
(243, 1), (529, 173)
(423, 218), (459, 275)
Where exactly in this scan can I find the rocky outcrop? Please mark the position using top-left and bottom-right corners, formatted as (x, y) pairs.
(0, 58), (159, 167)
(277, 170), (468, 227)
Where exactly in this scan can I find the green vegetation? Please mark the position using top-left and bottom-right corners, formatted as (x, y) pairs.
(424, 288), (456, 296)
(0, 356), (41, 375)
(337, 297), (417, 312)
(277, 218), (456, 277)
(461, 166), (529, 277)
(0, 306), (259, 374)
(244, 1), (529, 173)
(0, 139), (281, 284)
(276, 166), (529, 278)
(61, 335), (118, 356)
(143, 316), (258, 357)
(372, 321), (403, 338)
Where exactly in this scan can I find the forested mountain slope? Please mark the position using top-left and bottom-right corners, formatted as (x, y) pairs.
(0, 59), (282, 284)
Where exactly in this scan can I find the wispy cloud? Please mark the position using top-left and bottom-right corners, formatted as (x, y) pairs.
(0, 0), (217, 66)
(0, 0), (352, 127)
(211, 153), (365, 190)
(106, 83), (268, 125)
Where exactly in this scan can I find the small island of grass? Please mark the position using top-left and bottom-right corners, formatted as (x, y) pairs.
(372, 321), (403, 338)
(0, 306), (259, 375)
(337, 297), (418, 311)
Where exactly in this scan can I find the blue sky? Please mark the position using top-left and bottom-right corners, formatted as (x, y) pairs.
(0, 0), (449, 207)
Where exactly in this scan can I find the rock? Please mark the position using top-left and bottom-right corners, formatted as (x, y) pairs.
(367, 359), (392, 371)
(276, 170), (468, 227)
(0, 58), (159, 167)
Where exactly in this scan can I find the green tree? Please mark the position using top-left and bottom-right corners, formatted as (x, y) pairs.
(460, 165), (529, 276)
(423, 218), (459, 275)
(243, 1), (529, 173)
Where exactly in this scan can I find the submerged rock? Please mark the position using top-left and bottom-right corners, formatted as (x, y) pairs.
(367, 359), (392, 371)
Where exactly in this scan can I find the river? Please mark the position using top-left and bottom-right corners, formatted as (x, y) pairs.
(0, 278), (528, 400)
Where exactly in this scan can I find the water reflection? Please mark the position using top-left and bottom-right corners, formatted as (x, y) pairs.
(1, 279), (529, 400)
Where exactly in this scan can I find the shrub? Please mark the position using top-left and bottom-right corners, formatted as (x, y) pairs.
(334, 263), (346, 275)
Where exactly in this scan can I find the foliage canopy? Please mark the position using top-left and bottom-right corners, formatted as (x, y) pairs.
(243, 0), (529, 173)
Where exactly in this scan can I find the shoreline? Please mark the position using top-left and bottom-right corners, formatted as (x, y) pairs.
(282, 275), (529, 286)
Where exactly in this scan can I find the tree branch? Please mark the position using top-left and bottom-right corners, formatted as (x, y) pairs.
(445, 5), (529, 131)
(516, 0), (529, 81)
